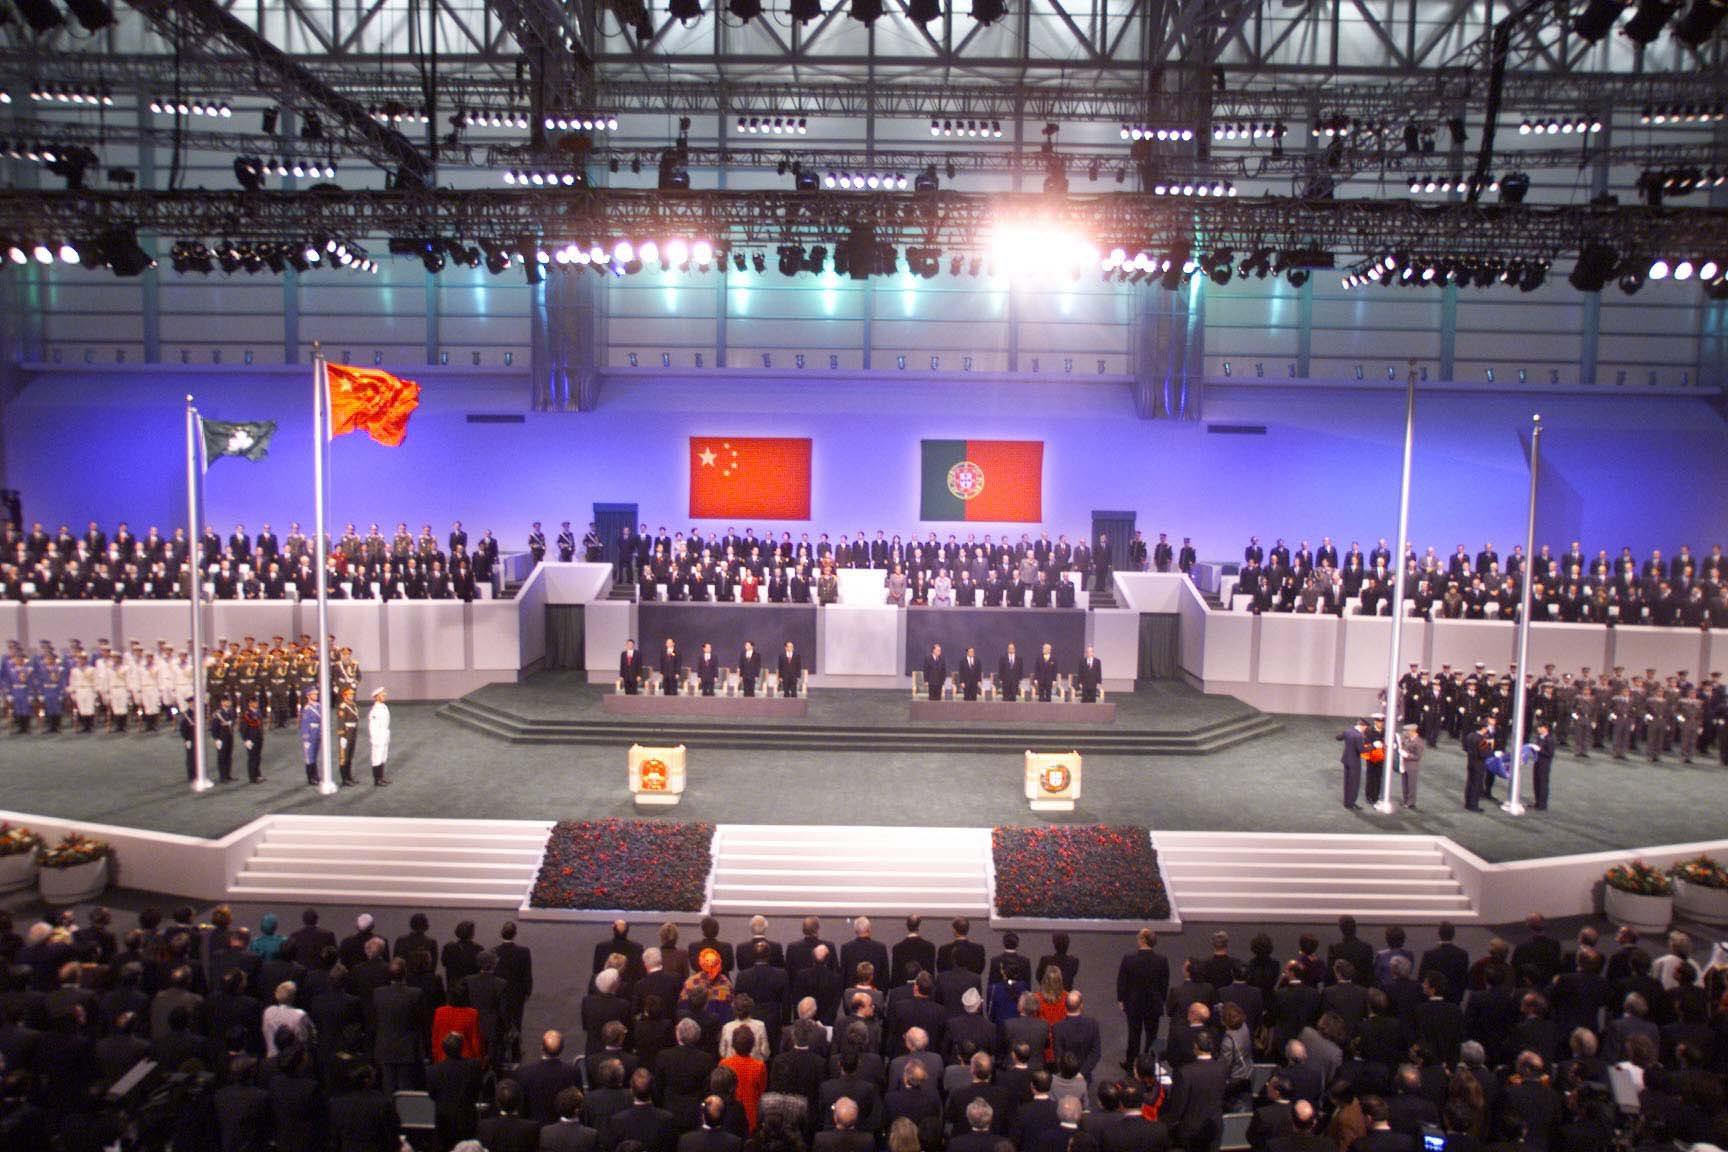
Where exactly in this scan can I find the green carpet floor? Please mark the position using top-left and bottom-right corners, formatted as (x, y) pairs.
(2, 680), (1725, 862)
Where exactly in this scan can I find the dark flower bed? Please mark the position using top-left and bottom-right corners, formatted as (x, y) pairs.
(992, 824), (1170, 921)
(530, 819), (715, 912)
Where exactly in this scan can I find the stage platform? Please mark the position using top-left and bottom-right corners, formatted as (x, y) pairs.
(439, 674), (1268, 754)
(602, 694), (810, 718)
(909, 699), (1116, 723)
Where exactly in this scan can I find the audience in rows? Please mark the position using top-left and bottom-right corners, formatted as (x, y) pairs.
(3, 904), (1727, 1151)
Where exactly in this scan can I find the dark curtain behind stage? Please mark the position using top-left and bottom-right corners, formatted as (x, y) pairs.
(547, 605), (586, 670)
(1139, 614), (1179, 679)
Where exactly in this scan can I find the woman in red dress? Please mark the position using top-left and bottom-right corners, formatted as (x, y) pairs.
(740, 568), (760, 603)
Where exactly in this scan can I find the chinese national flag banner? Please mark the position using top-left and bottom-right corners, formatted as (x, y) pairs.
(325, 362), (422, 447)
(689, 437), (812, 520)
(920, 439), (1043, 522)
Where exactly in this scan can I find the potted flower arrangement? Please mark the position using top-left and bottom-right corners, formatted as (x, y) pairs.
(0, 822), (42, 894)
(1603, 858), (1673, 934)
(1669, 855), (1728, 926)
(38, 832), (115, 905)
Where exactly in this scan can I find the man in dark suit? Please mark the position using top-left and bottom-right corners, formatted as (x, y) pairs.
(735, 939), (788, 1011)
(786, 917), (840, 977)
(1417, 922), (1470, 1004)
(1265, 1099), (1329, 1152)
(792, 945), (846, 1023)
(619, 641), (646, 694)
(1165, 1030), (1229, 1152)
(582, 968), (633, 1055)
(737, 642), (762, 698)
(988, 933), (1033, 988)
(1351, 1095), (1416, 1152)
(937, 918), (986, 975)
(328, 1066), (403, 1152)
(1408, 973), (1463, 1065)
(476, 1078), (542, 1152)
(540, 1086), (599, 1152)
(1050, 991), (1102, 1081)
(1530, 720), (1556, 809)
(425, 1032), (484, 1150)
(819, 1050), (885, 1135)
(393, 914), (438, 974)
(372, 959), (426, 1095)
(678, 1096), (743, 1152)
(1033, 644), (1059, 702)
(656, 1018), (718, 1131)
(659, 639), (683, 696)
(814, 1096), (876, 1152)
(605, 1067), (676, 1152)
(770, 1019), (829, 1113)
(1099, 1082), (1170, 1152)
(778, 642), (802, 698)
(510, 1029), (585, 1125)
(285, 909), (336, 968)
(888, 973), (948, 1056)
(1076, 646), (1103, 703)
(840, 919), (890, 990)
(1117, 929), (1170, 1071)
(957, 647), (984, 701)
(890, 917), (937, 989)
(922, 643), (948, 701)
(997, 644), (1024, 702)
(494, 921), (534, 1045)
(1338, 719), (1367, 810)
(944, 1055), (1006, 1139)
(1329, 917), (1376, 989)
(593, 920), (646, 984)
(1511, 914), (1562, 985)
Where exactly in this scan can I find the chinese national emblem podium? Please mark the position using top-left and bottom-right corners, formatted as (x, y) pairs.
(629, 744), (687, 807)
(1024, 751), (1082, 812)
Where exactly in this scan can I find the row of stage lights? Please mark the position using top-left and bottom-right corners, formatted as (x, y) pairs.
(737, 116), (809, 135)
(1211, 121), (1288, 141)
(1641, 103), (1728, 125)
(502, 168), (586, 187)
(28, 85), (113, 107)
(1148, 179), (1238, 197)
(545, 114), (621, 132)
(1516, 117), (1604, 136)
(169, 238), (377, 275)
(822, 170), (910, 190)
(1341, 253), (1552, 292)
(1121, 125), (1196, 142)
(233, 155), (339, 184)
(369, 104), (432, 124)
(149, 98), (232, 119)
(930, 119), (1005, 138)
(459, 109), (532, 130)
(3, 240), (81, 266)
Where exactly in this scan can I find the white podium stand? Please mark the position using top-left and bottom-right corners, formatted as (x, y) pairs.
(1024, 751), (1082, 812)
(628, 744), (687, 807)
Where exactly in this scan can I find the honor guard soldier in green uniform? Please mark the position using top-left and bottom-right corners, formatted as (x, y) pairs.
(336, 687), (361, 786)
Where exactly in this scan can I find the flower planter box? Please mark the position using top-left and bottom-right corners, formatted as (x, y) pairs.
(39, 857), (109, 905)
(1672, 878), (1728, 926)
(0, 848), (38, 894)
(1603, 884), (1672, 935)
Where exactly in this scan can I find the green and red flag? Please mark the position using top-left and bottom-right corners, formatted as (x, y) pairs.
(919, 439), (1043, 522)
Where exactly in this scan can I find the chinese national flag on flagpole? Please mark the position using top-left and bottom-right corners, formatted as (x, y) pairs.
(689, 437), (812, 519)
(325, 362), (422, 446)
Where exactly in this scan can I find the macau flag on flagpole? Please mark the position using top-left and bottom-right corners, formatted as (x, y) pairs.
(920, 439), (1044, 522)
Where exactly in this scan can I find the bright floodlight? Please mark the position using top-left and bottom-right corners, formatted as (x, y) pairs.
(614, 240), (635, 264)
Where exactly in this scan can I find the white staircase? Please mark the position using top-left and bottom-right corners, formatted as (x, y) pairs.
(229, 816), (554, 908)
(1153, 831), (1478, 924)
(709, 824), (992, 916)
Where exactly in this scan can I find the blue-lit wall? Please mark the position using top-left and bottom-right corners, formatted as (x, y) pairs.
(5, 367), (1724, 558)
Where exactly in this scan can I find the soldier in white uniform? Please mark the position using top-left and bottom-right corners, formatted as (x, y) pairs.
(368, 686), (392, 786)
(68, 654), (99, 732)
(105, 653), (133, 731)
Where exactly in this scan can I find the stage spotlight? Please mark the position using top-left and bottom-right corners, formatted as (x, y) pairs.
(1498, 172), (1530, 204)
(420, 242), (446, 274)
(1672, 0), (1727, 43)
(11, 0), (64, 34)
(93, 227), (154, 277)
(1569, 242), (1619, 292)
(726, 0), (763, 18)
(1573, 0), (1628, 39)
(1650, 257), (1671, 279)
(907, 0), (942, 20)
(1622, 0), (1677, 41)
(63, 0), (116, 30)
(752, 252), (766, 274)
(777, 245), (804, 276)
(970, 0), (1007, 23)
(790, 0), (821, 20)
(669, 0), (703, 19)
(850, 0), (882, 21)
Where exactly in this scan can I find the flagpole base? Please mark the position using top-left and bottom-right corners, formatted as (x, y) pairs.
(1372, 799), (1395, 815)
(190, 778), (215, 794)
(1500, 799), (1526, 816)
(318, 781), (340, 796)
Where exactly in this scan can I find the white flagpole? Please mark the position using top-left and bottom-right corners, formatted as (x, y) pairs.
(1374, 361), (1418, 814)
(185, 397), (213, 792)
(1503, 414), (1542, 816)
(312, 348), (338, 794)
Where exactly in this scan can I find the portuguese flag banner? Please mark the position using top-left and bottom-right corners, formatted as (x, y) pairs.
(689, 436), (813, 520)
(920, 439), (1044, 522)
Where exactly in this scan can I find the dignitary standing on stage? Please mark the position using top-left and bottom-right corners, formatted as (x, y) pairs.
(659, 639), (682, 696)
(998, 643), (1024, 702)
(777, 642), (802, 698)
(1337, 718), (1366, 810)
(1034, 644), (1058, 702)
(739, 641), (762, 697)
(1076, 646), (1103, 703)
(697, 643), (720, 697)
(922, 643), (947, 701)
(369, 686), (392, 786)
(619, 640), (645, 695)
(957, 647), (983, 701)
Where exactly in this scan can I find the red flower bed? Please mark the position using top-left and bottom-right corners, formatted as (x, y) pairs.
(992, 824), (1170, 921)
(530, 819), (715, 912)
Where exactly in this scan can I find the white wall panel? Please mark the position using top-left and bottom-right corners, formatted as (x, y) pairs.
(820, 605), (901, 676)
(1257, 614), (1338, 686)
(1431, 619), (1515, 672)
(324, 603), (385, 671)
(119, 603), (194, 649)
(207, 602), (298, 648)
(1202, 612), (1254, 681)
(1014, 322), (1131, 352)
(471, 600), (526, 671)
(162, 315), (285, 343)
(1310, 298), (1440, 329)
(1341, 616), (1428, 688)
(1612, 625), (1706, 678)
(386, 602), (467, 670)
(1525, 624), (1611, 677)
(27, 602), (119, 652)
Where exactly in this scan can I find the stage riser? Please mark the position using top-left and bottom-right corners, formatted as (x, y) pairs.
(710, 825), (993, 919)
(230, 819), (553, 909)
(1153, 831), (1478, 926)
